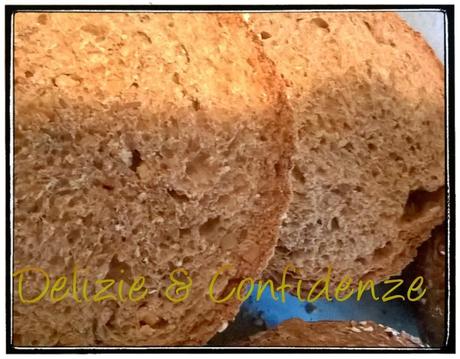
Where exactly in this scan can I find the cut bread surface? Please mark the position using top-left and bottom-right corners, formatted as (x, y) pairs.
(247, 12), (445, 290)
(13, 12), (294, 346)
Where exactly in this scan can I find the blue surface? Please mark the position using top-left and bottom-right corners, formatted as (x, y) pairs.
(243, 283), (420, 337)
(398, 11), (445, 63)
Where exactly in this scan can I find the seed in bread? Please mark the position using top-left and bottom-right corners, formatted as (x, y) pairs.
(234, 318), (423, 347)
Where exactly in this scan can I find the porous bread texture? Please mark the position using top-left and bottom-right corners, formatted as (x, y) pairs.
(247, 12), (445, 290)
(404, 224), (446, 346)
(235, 318), (423, 347)
(13, 13), (295, 346)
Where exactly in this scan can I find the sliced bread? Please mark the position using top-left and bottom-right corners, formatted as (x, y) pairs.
(247, 12), (445, 289)
(13, 12), (294, 346)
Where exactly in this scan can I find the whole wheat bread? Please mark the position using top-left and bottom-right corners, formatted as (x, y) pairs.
(235, 318), (423, 347)
(13, 13), (295, 346)
(247, 12), (445, 290)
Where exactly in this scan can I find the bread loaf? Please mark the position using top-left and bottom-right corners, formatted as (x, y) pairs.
(404, 224), (446, 346)
(247, 12), (445, 290)
(13, 13), (295, 346)
(235, 318), (423, 347)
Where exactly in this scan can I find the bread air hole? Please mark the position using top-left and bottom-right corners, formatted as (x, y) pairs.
(105, 255), (132, 282)
(129, 149), (143, 172)
(37, 14), (48, 25)
(330, 217), (339, 231)
(192, 98), (200, 111)
(311, 17), (330, 32)
(292, 165), (306, 184)
(102, 183), (114, 191)
(93, 159), (103, 170)
(179, 228), (191, 238)
(343, 142), (354, 152)
(372, 241), (393, 261)
(67, 229), (80, 245)
(274, 161), (283, 177)
(167, 188), (189, 203)
(199, 216), (221, 237)
(260, 31), (272, 40)
(140, 317), (168, 330)
(402, 186), (444, 222)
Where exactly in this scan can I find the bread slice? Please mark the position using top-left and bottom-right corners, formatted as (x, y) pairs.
(234, 318), (423, 347)
(247, 12), (445, 290)
(404, 224), (446, 346)
(13, 13), (294, 346)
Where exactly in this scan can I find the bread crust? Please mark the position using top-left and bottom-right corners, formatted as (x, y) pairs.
(234, 318), (423, 347)
(13, 12), (294, 346)
(247, 12), (445, 291)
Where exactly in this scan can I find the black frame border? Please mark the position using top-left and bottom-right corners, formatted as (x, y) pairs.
(5, 4), (455, 354)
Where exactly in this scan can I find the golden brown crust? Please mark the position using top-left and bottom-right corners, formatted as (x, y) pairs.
(247, 12), (445, 291)
(13, 12), (295, 346)
(235, 319), (423, 347)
